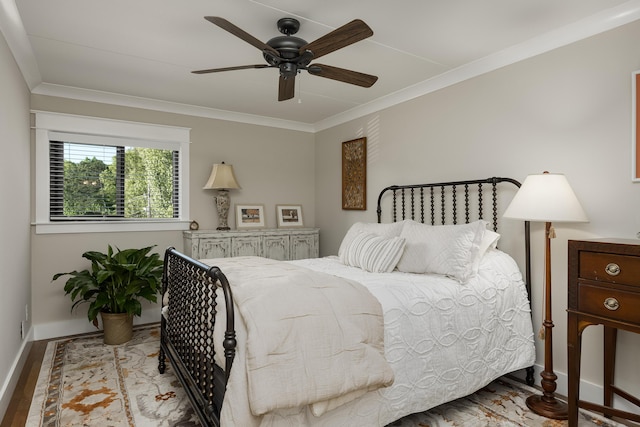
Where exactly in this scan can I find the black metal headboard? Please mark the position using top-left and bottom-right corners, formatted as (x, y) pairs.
(376, 177), (531, 301)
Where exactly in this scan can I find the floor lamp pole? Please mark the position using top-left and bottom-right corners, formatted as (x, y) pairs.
(525, 221), (568, 419)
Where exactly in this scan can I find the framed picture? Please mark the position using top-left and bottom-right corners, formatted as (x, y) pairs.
(634, 70), (640, 182)
(276, 205), (303, 228)
(342, 137), (367, 210)
(235, 204), (265, 229)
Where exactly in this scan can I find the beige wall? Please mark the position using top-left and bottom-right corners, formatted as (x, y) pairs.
(29, 95), (315, 338)
(315, 21), (640, 407)
(3, 13), (640, 420)
(0, 27), (31, 418)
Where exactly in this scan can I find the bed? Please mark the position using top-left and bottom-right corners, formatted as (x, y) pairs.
(158, 176), (536, 427)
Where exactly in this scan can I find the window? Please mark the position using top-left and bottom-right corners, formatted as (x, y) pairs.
(34, 112), (190, 234)
(49, 141), (179, 220)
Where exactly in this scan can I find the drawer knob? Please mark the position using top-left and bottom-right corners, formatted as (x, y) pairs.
(605, 263), (620, 276)
(604, 297), (620, 311)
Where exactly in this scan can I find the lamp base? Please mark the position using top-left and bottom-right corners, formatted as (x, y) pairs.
(215, 189), (231, 230)
(525, 394), (568, 420)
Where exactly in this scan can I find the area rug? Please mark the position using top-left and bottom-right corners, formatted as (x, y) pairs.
(27, 324), (624, 427)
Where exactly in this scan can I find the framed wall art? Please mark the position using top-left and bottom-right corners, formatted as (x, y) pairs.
(634, 70), (640, 182)
(235, 204), (265, 229)
(276, 205), (304, 228)
(342, 137), (367, 210)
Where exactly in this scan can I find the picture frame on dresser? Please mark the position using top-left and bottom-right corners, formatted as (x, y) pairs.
(235, 204), (265, 229)
(276, 205), (304, 228)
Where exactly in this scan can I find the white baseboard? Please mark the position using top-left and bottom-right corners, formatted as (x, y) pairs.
(33, 310), (160, 341)
(515, 363), (640, 416)
(0, 324), (34, 422)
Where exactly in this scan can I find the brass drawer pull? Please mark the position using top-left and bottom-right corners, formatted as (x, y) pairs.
(605, 263), (621, 276)
(604, 297), (620, 311)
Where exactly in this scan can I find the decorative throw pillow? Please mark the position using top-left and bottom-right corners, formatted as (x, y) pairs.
(340, 232), (406, 273)
(338, 221), (405, 257)
(396, 220), (487, 283)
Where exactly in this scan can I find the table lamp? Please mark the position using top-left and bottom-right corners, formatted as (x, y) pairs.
(203, 162), (241, 230)
(503, 171), (588, 419)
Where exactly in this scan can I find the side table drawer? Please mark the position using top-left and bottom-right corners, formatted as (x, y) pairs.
(580, 252), (640, 286)
(578, 282), (640, 323)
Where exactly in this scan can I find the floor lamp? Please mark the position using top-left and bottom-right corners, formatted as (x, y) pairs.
(503, 171), (588, 419)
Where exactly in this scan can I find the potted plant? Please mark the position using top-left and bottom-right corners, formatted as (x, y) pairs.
(53, 245), (164, 345)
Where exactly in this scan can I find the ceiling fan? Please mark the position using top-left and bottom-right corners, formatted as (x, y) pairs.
(193, 16), (378, 101)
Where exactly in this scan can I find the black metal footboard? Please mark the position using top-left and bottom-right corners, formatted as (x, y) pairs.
(158, 247), (237, 427)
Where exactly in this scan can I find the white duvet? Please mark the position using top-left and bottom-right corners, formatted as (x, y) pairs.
(200, 256), (394, 417)
(204, 249), (535, 426)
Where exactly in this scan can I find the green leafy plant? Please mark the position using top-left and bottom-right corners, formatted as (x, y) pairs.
(53, 245), (164, 327)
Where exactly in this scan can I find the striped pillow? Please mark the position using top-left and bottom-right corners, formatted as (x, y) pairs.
(340, 232), (406, 273)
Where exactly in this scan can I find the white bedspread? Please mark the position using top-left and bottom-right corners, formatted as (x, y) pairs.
(200, 256), (393, 417)
(208, 249), (535, 426)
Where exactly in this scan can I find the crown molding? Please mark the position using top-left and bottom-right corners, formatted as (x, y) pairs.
(314, 0), (640, 131)
(5, 0), (640, 133)
(32, 83), (316, 133)
(0, 0), (41, 88)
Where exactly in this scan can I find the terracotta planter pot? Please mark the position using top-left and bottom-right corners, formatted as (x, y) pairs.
(100, 312), (133, 345)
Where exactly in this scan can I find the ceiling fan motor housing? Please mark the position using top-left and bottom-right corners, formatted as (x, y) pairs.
(264, 17), (308, 74)
(264, 36), (307, 62)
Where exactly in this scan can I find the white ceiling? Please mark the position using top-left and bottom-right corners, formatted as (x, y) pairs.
(3, 0), (640, 131)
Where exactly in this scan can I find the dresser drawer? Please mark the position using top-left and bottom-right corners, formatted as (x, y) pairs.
(579, 251), (640, 286)
(577, 282), (640, 323)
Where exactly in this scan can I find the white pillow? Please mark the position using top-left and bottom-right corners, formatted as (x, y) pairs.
(396, 220), (487, 283)
(479, 229), (500, 254)
(472, 229), (501, 273)
(340, 232), (406, 273)
(338, 221), (405, 257)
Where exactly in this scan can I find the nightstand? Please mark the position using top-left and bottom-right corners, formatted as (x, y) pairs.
(567, 239), (640, 426)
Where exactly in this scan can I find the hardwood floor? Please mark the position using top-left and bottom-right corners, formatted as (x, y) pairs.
(1, 340), (48, 427)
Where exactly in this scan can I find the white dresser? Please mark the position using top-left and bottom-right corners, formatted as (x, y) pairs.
(183, 228), (319, 261)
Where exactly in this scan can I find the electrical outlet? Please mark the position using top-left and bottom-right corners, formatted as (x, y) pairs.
(25, 304), (29, 322)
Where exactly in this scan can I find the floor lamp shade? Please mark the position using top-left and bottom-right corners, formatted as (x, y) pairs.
(203, 163), (241, 230)
(503, 172), (587, 419)
(503, 173), (588, 223)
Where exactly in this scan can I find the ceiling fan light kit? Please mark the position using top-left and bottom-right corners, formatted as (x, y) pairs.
(193, 16), (378, 101)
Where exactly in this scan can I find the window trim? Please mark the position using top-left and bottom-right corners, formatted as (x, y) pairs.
(34, 111), (191, 234)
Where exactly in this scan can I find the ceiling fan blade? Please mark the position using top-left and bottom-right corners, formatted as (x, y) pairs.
(307, 64), (378, 87)
(192, 64), (271, 74)
(300, 19), (373, 60)
(205, 16), (280, 57)
(278, 76), (296, 101)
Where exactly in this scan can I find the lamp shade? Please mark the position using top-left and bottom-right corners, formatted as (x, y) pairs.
(503, 172), (588, 223)
(203, 163), (241, 190)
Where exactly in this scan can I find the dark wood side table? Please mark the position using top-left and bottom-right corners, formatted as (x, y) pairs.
(567, 239), (640, 427)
